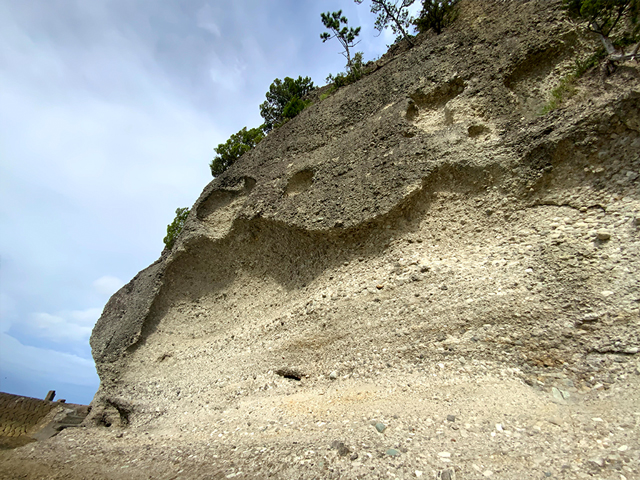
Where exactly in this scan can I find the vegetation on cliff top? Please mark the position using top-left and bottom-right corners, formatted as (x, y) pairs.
(259, 76), (316, 133)
(209, 127), (265, 177)
(355, 0), (417, 46)
(163, 207), (189, 251)
(414, 0), (459, 35)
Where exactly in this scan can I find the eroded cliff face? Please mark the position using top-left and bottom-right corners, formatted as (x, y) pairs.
(80, 0), (640, 477)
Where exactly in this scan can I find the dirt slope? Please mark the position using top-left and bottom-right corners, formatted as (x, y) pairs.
(2, 1), (639, 478)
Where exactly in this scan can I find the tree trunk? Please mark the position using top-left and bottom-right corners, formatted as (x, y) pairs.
(381, 2), (414, 47)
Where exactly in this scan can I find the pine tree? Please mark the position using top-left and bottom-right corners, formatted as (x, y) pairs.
(320, 11), (362, 71)
(355, 0), (416, 46)
(414, 0), (459, 35)
(209, 127), (264, 177)
(163, 208), (189, 250)
(259, 76), (315, 132)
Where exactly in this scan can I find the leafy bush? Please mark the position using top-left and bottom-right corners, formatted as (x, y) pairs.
(209, 127), (264, 177)
(325, 52), (366, 88)
(573, 48), (607, 76)
(260, 76), (315, 132)
(414, 0), (459, 35)
(540, 49), (606, 114)
(163, 208), (189, 251)
(282, 96), (312, 121)
(319, 86), (337, 101)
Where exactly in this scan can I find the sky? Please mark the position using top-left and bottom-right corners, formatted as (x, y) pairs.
(0, 0), (421, 405)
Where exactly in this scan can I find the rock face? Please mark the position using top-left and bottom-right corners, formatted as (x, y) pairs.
(6, 1), (639, 478)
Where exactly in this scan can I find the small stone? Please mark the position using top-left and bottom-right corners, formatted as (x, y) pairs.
(437, 469), (455, 480)
(330, 441), (351, 457)
(447, 415), (456, 422)
(350, 452), (359, 461)
(588, 457), (604, 468)
(552, 387), (570, 401)
(329, 371), (338, 380)
(437, 451), (451, 458)
(596, 229), (611, 241)
(386, 449), (401, 457)
(376, 284), (384, 290)
(375, 422), (387, 433)
(415, 471), (423, 478)
(618, 445), (628, 451)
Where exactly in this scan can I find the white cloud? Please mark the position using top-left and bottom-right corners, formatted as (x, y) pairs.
(208, 54), (247, 93)
(196, 4), (222, 37)
(93, 275), (125, 296)
(19, 308), (101, 344)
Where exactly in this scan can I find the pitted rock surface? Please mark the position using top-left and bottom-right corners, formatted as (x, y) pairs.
(3, 1), (639, 478)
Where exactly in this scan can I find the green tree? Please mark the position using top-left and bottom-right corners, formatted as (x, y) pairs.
(355, 0), (416, 46)
(163, 207), (189, 250)
(209, 126), (264, 176)
(259, 76), (315, 132)
(563, 0), (639, 59)
(321, 10), (362, 71)
(414, 0), (459, 35)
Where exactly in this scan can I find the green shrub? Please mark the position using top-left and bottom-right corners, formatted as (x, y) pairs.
(260, 76), (315, 132)
(319, 86), (337, 101)
(325, 52), (366, 89)
(282, 96), (311, 121)
(209, 126), (264, 177)
(574, 48), (607, 76)
(163, 208), (189, 250)
(540, 49), (605, 114)
(414, 0), (459, 35)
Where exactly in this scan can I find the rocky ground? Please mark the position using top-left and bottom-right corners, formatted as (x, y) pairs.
(2, 0), (639, 478)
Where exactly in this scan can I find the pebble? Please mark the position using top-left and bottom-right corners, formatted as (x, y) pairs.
(438, 451), (451, 458)
(596, 229), (611, 241)
(447, 415), (456, 422)
(552, 387), (570, 401)
(588, 457), (604, 468)
(330, 441), (350, 457)
(375, 422), (387, 433)
(438, 469), (455, 480)
(329, 371), (338, 380)
(386, 448), (401, 457)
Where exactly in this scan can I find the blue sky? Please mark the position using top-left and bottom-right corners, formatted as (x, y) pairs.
(0, 0), (420, 405)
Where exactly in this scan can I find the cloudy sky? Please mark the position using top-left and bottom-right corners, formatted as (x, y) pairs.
(0, 0), (420, 405)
